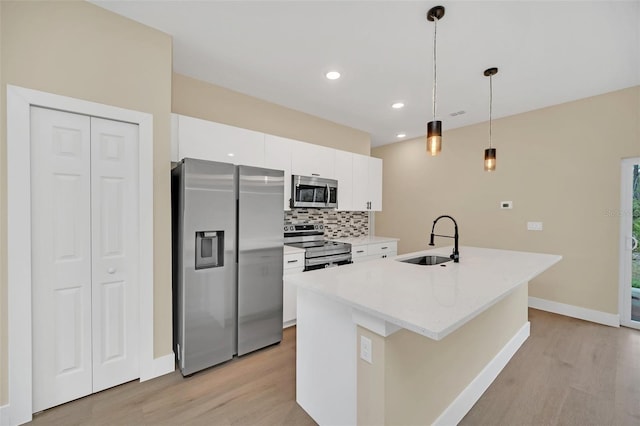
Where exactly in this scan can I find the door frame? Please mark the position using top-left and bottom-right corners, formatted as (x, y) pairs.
(6, 85), (163, 425)
(619, 156), (640, 329)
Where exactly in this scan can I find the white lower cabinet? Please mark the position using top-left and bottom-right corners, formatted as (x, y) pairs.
(283, 252), (305, 328)
(351, 241), (397, 263)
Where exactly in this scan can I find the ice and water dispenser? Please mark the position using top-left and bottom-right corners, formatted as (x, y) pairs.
(195, 231), (224, 269)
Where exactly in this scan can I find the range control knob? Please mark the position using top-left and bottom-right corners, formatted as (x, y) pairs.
(314, 225), (318, 229)
(319, 224), (324, 230)
(284, 226), (287, 231)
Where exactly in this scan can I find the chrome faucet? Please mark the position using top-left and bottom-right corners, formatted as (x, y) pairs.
(429, 215), (459, 263)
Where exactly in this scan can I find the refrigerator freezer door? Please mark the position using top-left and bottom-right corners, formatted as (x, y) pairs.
(175, 159), (237, 375)
(237, 165), (285, 356)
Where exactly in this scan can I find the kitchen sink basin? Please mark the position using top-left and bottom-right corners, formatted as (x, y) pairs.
(397, 255), (452, 266)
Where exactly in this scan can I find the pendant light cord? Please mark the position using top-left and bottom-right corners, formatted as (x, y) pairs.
(432, 16), (438, 121)
(489, 74), (493, 149)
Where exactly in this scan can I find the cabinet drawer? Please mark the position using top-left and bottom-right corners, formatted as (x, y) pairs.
(351, 245), (368, 258)
(368, 241), (397, 256)
(284, 252), (305, 270)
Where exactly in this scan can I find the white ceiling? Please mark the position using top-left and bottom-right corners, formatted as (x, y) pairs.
(93, 1), (640, 147)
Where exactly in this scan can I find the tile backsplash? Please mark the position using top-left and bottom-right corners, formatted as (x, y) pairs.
(284, 209), (369, 238)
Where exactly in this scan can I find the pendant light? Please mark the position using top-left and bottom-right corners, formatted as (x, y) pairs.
(484, 67), (498, 171)
(426, 6), (445, 156)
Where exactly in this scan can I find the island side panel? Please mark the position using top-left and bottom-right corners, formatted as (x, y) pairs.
(296, 287), (357, 425)
(380, 284), (529, 425)
(357, 327), (387, 425)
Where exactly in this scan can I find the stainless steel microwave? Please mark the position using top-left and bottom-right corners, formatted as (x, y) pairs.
(291, 175), (338, 209)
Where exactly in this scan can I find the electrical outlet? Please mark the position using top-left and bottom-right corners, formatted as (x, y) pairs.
(500, 201), (513, 209)
(360, 335), (372, 364)
(527, 221), (543, 231)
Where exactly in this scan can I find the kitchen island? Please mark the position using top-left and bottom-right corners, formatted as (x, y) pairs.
(288, 246), (561, 425)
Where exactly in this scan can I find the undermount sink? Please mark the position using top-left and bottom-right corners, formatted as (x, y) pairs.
(397, 255), (452, 266)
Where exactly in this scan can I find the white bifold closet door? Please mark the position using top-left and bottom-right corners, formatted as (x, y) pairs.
(31, 107), (139, 412)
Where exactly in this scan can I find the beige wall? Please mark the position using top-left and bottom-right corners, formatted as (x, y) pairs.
(356, 284), (528, 424)
(172, 73), (371, 155)
(0, 0), (173, 405)
(373, 87), (640, 315)
(357, 327), (386, 425)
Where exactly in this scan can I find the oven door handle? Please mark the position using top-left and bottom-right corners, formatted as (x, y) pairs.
(305, 253), (352, 266)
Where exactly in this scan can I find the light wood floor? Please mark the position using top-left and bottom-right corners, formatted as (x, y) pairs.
(30, 309), (640, 425)
(30, 327), (316, 426)
(461, 308), (640, 425)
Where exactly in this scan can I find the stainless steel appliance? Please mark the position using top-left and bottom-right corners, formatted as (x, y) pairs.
(172, 158), (284, 376)
(291, 175), (338, 209)
(284, 223), (352, 271)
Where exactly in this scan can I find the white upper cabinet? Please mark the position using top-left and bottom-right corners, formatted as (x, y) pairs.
(177, 114), (265, 167)
(368, 157), (383, 211)
(291, 141), (335, 179)
(352, 154), (382, 212)
(334, 150), (354, 211)
(352, 154), (369, 211)
(264, 134), (293, 211)
(172, 114), (383, 212)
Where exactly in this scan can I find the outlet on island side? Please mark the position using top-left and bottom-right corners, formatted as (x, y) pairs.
(527, 221), (543, 231)
(360, 335), (372, 364)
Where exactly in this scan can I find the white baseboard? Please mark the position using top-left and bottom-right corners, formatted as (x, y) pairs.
(140, 352), (175, 382)
(283, 319), (296, 329)
(1, 403), (10, 426)
(434, 322), (530, 426)
(528, 296), (620, 327)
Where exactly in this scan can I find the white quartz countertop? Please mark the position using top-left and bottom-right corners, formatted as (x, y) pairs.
(330, 235), (399, 245)
(284, 245), (306, 255)
(287, 246), (561, 340)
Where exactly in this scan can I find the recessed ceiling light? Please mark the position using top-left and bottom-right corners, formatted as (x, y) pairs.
(325, 71), (341, 80)
(227, 153), (235, 157)
(396, 133), (406, 138)
(391, 102), (405, 109)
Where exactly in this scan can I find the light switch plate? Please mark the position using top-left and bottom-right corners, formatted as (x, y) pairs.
(360, 335), (372, 364)
(527, 221), (543, 231)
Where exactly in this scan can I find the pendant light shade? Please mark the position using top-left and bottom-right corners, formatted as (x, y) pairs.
(484, 148), (496, 171)
(426, 6), (445, 156)
(483, 67), (498, 172)
(427, 120), (442, 156)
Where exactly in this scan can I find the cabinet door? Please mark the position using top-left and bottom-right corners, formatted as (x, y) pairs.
(352, 153), (370, 211)
(178, 115), (265, 166)
(283, 252), (304, 327)
(291, 140), (335, 179)
(265, 135), (293, 210)
(368, 157), (383, 211)
(334, 150), (353, 211)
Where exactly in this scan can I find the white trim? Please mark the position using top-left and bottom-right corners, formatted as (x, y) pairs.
(528, 296), (620, 327)
(619, 157), (640, 329)
(6, 85), (158, 425)
(1, 404), (11, 426)
(433, 321), (530, 426)
(141, 353), (175, 382)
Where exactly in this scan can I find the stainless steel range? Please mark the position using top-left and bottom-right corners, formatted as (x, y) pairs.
(284, 223), (352, 271)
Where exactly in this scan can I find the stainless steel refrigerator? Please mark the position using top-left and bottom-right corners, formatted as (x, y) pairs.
(172, 158), (284, 376)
